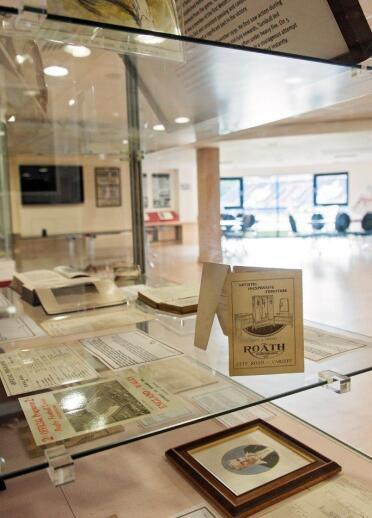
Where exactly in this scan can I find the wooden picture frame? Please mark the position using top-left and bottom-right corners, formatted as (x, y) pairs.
(95, 167), (122, 208)
(166, 419), (341, 517)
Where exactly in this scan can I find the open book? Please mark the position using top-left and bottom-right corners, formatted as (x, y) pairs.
(11, 267), (94, 306)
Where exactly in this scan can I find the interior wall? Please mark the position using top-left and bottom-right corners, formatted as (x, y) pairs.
(145, 146), (372, 223)
(9, 155), (132, 237)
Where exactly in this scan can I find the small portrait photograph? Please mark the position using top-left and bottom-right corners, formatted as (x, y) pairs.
(222, 444), (279, 475)
(189, 425), (313, 496)
(167, 420), (341, 517)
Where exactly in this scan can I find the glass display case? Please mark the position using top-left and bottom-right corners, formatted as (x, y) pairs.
(0, 4), (371, 517)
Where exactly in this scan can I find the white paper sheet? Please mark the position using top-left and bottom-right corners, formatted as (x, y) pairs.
(217, 405), (276, 428)
(265, 476), (372, 517)
(80, 330), (182, 370)
(191, 386), (256, 415)
(0, 293), (11, 308)
(41, 307), (154, 336)
(0, 344), (98, 396)
(0, 314), (45, 342)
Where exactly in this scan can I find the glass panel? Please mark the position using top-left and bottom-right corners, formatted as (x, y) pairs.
(0, 14), (371, 482)
(0, 124), (12, 259)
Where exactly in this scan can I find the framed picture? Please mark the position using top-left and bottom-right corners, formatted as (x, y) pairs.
(95, 167), (121, 207)
(166, 420), (341, 517)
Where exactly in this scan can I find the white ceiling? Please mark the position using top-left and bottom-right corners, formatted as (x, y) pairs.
(219, 131), (372, 171)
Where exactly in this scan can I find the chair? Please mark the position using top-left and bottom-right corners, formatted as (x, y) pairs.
(241, 214), (256, 232)
(311, 213), (325, 231)
(335, 212), (351, 233)
(361, 212), (372, 232)
(288, 215), (298, 234)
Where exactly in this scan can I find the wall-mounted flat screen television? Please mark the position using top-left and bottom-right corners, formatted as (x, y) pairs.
(20, 165), (84, 205)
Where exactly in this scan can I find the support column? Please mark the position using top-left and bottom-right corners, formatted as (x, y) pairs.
(123, 55), (146, 273)
(197, 148), (222, 263)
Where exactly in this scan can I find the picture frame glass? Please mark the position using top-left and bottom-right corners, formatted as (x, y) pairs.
(189, 425), (315, 496)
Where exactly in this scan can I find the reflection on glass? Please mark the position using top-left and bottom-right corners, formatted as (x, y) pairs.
(152, 173), (171, 208)
(143, 173), (148, 208)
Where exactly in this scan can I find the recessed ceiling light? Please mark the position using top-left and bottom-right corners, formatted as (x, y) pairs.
(174, 116), (190, 124)
(23, 89), (39, 97)
(113, 112), (120, 118)
(68, 99), (76, 106)
(136, 34), (166, 45)
(122, 139), (128, 144)
(63, 44), (91, 58)
(15, 54), (27, 64)
(153, 124), (165, 131)
(7, 115), (16, 122)
(44, 65), (69, 77)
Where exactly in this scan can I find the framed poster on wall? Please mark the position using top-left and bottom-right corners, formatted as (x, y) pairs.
(95, 167), (122, 208)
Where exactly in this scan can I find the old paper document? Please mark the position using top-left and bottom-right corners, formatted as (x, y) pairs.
(137, 357), (217, 394)
(0, 344), (98, 396)
(304, 326), (367, 361)
(41, 307), (154, 336)
(80, 330), (182, 370)
(19, 370), (181, 445)
(265, 476), (372, 517)
(194, 263), (230, 350)
(228, 270), (304, 376)
(0, 315), (45, 342)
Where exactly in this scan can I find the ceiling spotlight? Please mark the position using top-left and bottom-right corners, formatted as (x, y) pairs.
(174, 116), (190, 124)
(63, 44), (91, 58)
(136, 34), (165, 45)
(7, 115), (16, 122)
(15, 54), (27, 65)
(153, 124), (165, 131)
(68, 99), (76, 106)
(122, 139), (128, 144)
(44, 66), (69, 77)
(23, 90), (39, 97)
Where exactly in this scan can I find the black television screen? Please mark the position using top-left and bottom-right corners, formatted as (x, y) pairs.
(20, 165), (84, 205)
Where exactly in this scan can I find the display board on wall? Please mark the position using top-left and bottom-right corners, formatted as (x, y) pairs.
(175, 0), (372, 63)
(95, 167), (122, 208)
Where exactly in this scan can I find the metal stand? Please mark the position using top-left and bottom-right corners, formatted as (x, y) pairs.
(123, 55), (146, 273)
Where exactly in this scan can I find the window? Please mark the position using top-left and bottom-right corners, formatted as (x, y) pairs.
(278, 174), (313, 211)
(152, 173), (171, 208)
(314, 173), (349, 206)
(220, 178), (243, 209)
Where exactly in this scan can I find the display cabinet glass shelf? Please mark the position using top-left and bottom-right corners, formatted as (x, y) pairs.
(0, 4), (371, 495)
